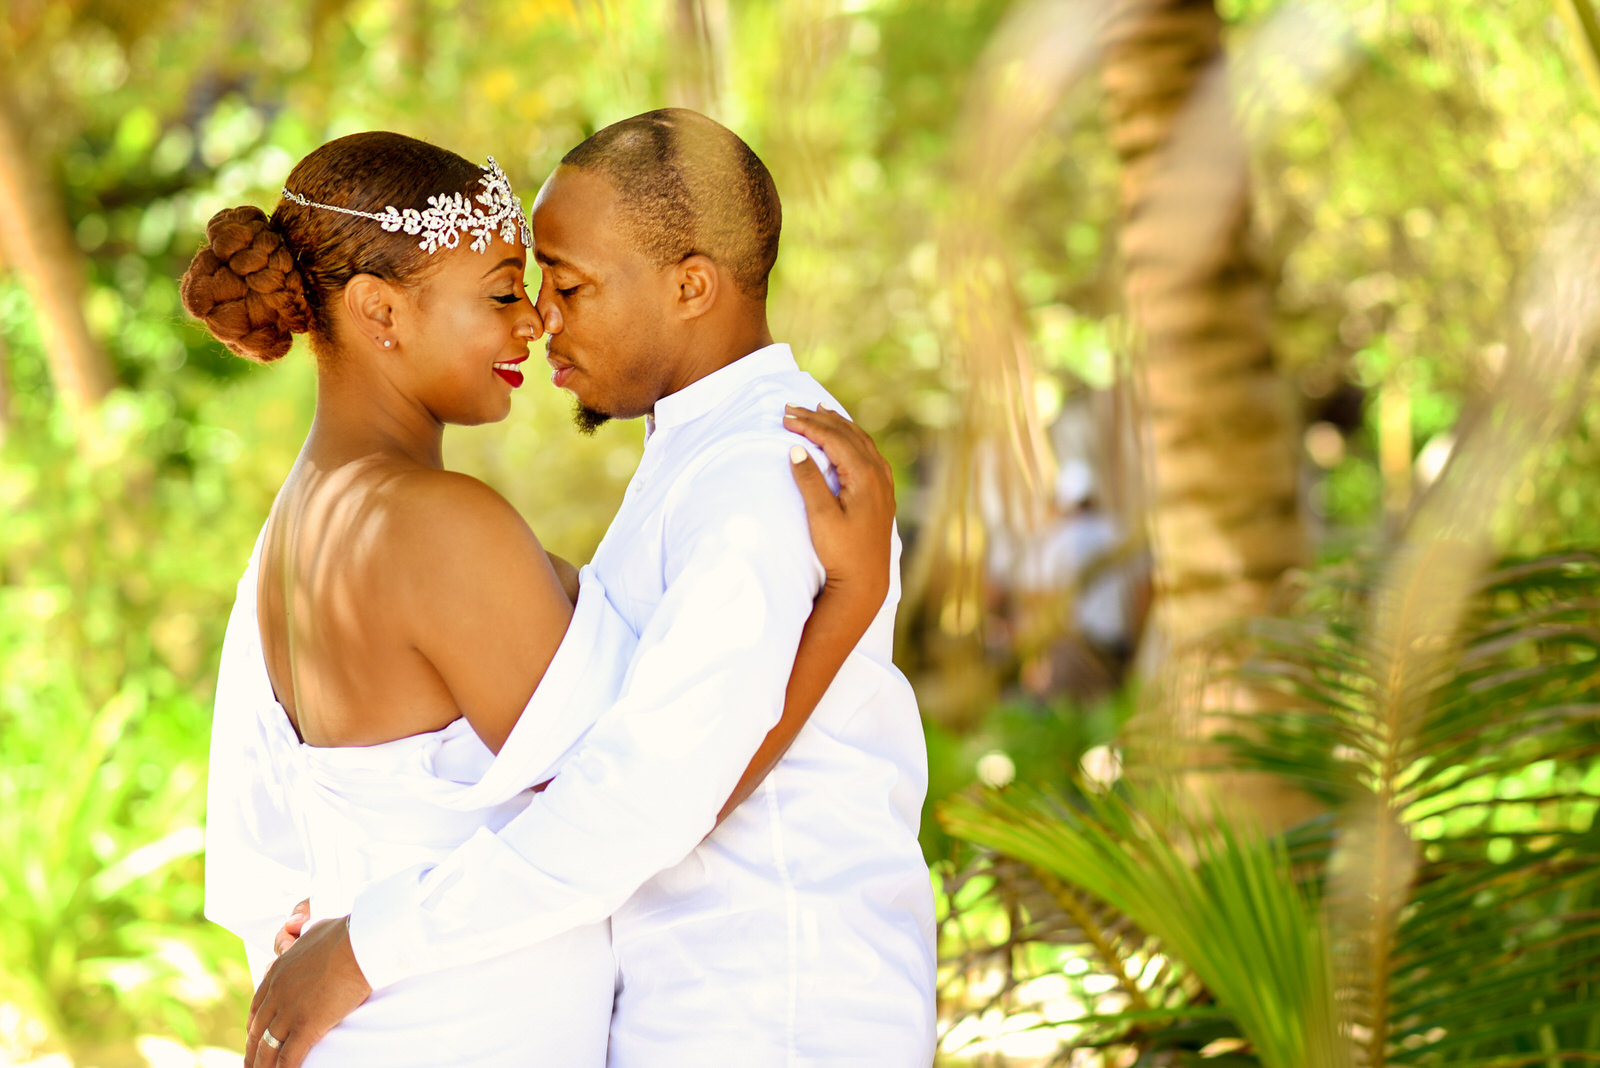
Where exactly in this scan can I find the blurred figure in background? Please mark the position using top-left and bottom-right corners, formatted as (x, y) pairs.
(984, 390), (1149, 701)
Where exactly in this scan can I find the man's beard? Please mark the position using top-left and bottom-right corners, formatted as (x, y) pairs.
(573, 402), (611, 436)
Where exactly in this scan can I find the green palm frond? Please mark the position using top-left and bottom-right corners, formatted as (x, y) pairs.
(942, 788), (1349, 1068)
(1217, 550), (1600, 1065)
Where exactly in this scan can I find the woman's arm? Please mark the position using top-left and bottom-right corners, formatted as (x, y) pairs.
(545, 551), (581, 604)
(402, 472), (576, 754)
(717, 405), (897, 823)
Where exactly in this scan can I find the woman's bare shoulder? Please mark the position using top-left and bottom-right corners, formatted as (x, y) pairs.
(369, 468), (563, 632)
(374, 467), (546, 566)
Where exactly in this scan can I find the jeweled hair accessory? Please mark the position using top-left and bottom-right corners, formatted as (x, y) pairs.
(281, 156), (532, 255)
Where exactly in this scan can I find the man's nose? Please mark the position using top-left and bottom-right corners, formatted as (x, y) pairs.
(535, 283), (563, 335)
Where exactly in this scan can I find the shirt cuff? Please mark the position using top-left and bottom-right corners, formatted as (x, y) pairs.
(347, 861), (434, 991)
(348, 826), (534, 990)
(240, 923), (282, 990)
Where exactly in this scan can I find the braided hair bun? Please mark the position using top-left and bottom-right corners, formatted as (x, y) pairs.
(180, 206), (311, 363)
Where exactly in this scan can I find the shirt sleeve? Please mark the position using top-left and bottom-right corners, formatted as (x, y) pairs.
(348, 435), (825, 989)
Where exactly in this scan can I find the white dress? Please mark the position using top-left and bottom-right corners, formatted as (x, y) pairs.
(205, 530), (634, 1067)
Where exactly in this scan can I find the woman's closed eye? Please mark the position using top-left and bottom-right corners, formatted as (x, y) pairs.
(491, 293), (524, 305)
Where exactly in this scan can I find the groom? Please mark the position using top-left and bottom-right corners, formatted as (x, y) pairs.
(245, 109), (937, 1066)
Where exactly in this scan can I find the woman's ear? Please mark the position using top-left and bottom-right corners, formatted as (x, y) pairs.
(674, 254), (719, 321)
(344, 274), (400, 349)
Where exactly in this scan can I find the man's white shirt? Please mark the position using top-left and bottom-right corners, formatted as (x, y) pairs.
(349, 344), (937, 1065)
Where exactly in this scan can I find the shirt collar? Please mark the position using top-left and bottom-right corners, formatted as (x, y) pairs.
(648, 343), (797, 437)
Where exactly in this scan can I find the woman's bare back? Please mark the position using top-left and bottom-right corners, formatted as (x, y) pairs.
(258, 451), (574, 751)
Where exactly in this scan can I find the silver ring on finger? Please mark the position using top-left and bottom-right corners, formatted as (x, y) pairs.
(262, 1029), (283, 1051)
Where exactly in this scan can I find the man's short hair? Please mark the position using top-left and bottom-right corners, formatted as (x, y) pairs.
(561, 108), (781, 298)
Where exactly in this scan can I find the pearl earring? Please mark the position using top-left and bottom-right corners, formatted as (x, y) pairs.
(378, 337), (392, 349)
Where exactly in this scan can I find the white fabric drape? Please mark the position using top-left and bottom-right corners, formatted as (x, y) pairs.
(205, 531), (629, 1065)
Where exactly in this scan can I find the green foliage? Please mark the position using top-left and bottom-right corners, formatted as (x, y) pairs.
(1233, 0), (1600, 540)
(0, 677), (245, 1051)
(935, 845), (1227, 1066)
(0, 391), (271, 1054)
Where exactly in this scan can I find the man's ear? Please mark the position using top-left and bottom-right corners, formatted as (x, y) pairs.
(344, 274), (399, 344)
(674, 254), (719, 321)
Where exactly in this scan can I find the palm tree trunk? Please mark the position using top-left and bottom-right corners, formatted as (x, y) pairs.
(1102, 0), (1317, 829)
(0, 92), (114, 425)
(1102, 0), (1305, 647)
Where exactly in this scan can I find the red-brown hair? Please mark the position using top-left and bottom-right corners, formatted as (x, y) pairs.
(180, 131), (482, 363)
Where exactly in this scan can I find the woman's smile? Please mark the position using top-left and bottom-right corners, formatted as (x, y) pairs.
(493, 357), (528, 388)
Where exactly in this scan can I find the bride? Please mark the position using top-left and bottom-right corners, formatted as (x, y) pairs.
(182, 131), (894, 1065)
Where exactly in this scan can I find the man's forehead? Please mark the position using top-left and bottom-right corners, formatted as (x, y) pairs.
(532, 164), (616, 215)
(530, 227), (587, 270)
(531, 167), (623, 270)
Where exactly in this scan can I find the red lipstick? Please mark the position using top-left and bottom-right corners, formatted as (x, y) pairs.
(493, 357), (527, 388)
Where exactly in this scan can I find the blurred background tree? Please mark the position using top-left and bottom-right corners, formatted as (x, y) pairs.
(1, 0), (1597, 1064)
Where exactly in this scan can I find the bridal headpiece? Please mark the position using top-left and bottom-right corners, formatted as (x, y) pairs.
(281, 156), (532, 255)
